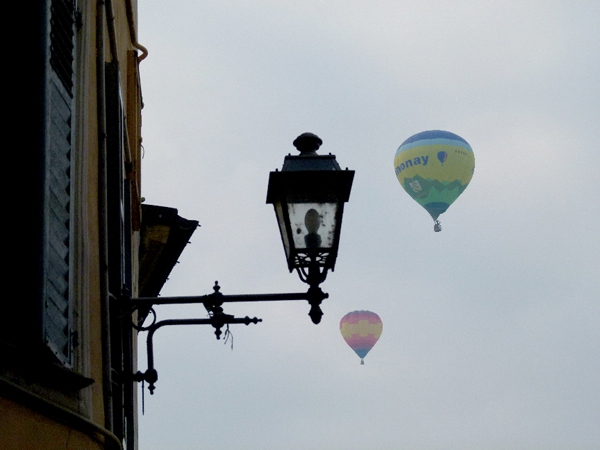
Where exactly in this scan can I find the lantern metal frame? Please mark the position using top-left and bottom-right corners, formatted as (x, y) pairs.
(266, 132), (354, 276)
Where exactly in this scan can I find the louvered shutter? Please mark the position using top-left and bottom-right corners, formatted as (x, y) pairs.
(41, 0), (77, 366)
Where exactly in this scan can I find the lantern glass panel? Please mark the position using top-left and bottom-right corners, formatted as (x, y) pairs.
(287, 202), (338, 250)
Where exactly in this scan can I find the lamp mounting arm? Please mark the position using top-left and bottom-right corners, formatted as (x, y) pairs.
(130, 281), (328, 325)
(127, 280), (329, 393)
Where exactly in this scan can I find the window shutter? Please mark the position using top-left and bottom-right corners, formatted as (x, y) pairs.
(41, 0), (77, 366)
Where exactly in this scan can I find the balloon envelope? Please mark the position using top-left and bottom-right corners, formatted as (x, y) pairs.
(339, 310), (383, 364)
(394, 130), (475, 222)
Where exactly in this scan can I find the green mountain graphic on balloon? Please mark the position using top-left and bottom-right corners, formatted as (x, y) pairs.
(402, 175), (467, 220)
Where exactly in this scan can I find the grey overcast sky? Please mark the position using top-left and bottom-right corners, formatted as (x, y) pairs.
(136, 2), (599, 449)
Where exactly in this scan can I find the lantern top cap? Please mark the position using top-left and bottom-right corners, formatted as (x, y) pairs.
(293, 133), (323, 155)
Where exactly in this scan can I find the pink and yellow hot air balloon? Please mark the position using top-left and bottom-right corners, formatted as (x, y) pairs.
(339, 310), (383, 365)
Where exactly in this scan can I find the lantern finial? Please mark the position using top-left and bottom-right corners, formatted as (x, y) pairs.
(293, 133), (322, 155)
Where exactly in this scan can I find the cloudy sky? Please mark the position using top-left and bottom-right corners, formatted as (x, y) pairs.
(135, 2), (599, 449)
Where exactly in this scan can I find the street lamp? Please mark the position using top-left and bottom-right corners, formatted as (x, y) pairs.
(129, 133), (354, 393)
(267, 132), (354, 323)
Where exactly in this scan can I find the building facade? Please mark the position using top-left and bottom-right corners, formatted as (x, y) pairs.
(1, 1), (195, 449)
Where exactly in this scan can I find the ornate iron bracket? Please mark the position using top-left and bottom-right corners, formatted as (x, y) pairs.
(128, 281), (328, 393)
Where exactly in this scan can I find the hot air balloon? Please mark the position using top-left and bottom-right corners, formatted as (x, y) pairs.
(339, 310), (382, 365)
(394, 130), (475, 232)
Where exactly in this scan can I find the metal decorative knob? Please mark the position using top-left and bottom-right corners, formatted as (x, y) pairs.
(293, 133), (323, 154)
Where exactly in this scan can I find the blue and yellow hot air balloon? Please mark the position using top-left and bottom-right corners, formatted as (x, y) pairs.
(394, 130), (475, 231)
